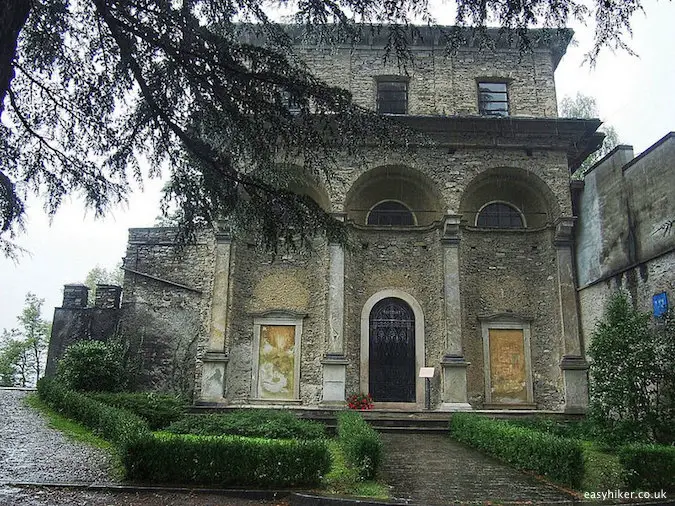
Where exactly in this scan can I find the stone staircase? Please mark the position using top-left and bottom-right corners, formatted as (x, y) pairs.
(188, 405), (584, 434)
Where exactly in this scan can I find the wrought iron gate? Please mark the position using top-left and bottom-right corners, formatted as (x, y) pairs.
(368, 297), (415, 402)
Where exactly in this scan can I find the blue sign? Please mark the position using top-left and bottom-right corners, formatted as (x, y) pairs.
(653, 292), (669, 318)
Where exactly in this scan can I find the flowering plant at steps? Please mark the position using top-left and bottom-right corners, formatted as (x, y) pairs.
(346, 392), (374, 410)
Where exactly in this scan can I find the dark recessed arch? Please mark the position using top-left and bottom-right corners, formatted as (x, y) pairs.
(345, 165), (444, 226)
(460, 167), (560, 229)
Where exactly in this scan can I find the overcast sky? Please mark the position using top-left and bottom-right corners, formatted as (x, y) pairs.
(1, 0), (674, 332)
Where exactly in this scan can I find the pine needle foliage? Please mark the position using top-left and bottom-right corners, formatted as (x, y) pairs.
(0, 0), (656, 254)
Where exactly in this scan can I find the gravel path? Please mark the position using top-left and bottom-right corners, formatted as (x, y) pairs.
(0, 389), (117, 485)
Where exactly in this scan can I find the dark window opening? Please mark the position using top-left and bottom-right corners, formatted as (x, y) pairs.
(367, 201), (415, 226)
(377, 80), (408, 114)
(478, 82), (508, 117)
(476, 202), (524, 228)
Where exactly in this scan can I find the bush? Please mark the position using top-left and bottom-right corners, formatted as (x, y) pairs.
(618, 444), (675, 492)
(337, 411), (383, 480)
(37, 377), (150, 446)
(165, 410), (325, 440)
(87, 392), (186, 430)
(588, 293), (675, 445)
(449, 413), (584, 489)
(56, 340), (128, 392)
(124, 432), (331, 487)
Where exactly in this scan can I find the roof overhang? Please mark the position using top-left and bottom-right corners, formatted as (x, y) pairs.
(385, 115), (604, 173)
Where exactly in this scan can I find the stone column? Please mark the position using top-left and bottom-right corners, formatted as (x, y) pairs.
(322, 214), (348, 403)
(439, 215), (472, 411)
(554, 217), (589, 413)
(200, 230), (231, 403)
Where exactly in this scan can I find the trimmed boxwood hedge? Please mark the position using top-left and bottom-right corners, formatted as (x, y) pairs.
(337, 411), (383, 480)
(37, 378), (331, 487)
(125, 432), (330, 487)
(618, 443), (675, 492)
(165, 410), (325, 440)
(87, 392), (186, 430)
(449, 413), (584, 489)
(37, 377), (150, 446)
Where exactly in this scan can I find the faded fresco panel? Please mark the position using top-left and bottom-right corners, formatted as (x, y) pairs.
(489, 329), (526, 403)
(258, 325), (296, 400)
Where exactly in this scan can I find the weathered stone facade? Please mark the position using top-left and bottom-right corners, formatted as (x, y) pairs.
(49, 26), (636, 413)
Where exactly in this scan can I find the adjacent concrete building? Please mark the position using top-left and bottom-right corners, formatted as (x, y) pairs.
(574, 133), (675, 349)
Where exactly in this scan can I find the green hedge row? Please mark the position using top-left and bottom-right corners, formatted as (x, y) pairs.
(337, 411), (383, 480)
(87, 392), (186, 430)
(37, 378), (150, 446)
(618, 444), (675, 492)
(449, 413), (584, 489)
(37, 378), (331, 487)
(125, 432), (330, 487)
(166, 410), (325, 439)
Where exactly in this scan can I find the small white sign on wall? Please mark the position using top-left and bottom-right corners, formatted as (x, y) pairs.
(419, 367), (435, 378)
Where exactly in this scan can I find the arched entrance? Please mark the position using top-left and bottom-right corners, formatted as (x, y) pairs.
(368, 298), (416, 402)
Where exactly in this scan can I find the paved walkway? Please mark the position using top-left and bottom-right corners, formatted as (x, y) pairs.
(0, 389), (116, 485)
(379, 432), (576, 505)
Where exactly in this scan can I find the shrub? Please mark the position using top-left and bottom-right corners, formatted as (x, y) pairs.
(337, 411), (383, 480)
(124, 432), (331, 487)
(618, 444), (675, 492)
(165, 410), (325, 440)
(87, 392), (186, 430)
(588, 293), (675, 445)
(449, 413), (584, 489)
(56, 339), (128, 392)
(37, 377), (150, 446)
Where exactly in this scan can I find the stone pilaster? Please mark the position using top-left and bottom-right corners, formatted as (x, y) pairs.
(554, 217), (589, 413)
(322, 213), (348, 403)
(200, 230), (232, 403)
(439, 214), (471, 410)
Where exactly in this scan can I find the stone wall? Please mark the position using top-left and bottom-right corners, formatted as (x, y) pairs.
(460, 228), (564, 409)
(45, 284), (122, 377)
(225, 238), (330, 405)
(296, 33), (562, 117)
(344, 227), (445, 405)
(120, 228), (215, 400)
(576, 133), (675, 348)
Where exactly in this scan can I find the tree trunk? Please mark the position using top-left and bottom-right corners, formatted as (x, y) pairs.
(0, 0), (31, 117)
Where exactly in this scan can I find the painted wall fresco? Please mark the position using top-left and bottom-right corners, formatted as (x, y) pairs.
(489, 329), (527, 403)
(257, 325), (296, 399)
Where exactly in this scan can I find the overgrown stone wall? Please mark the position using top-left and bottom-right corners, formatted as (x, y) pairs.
(120, 228), (216, 400)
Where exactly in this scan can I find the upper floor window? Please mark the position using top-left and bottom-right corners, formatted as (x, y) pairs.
(377, 79), (408, 115)
(476, 202), (524, 228)
(367, 200), (415, 226)
(478, 82), (508, 117)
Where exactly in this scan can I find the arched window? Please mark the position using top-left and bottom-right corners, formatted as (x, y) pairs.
(476, 202), (525, 229)
(367, 201), (416, 226)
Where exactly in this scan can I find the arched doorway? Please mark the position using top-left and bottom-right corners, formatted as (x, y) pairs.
(368, 297), (416, 402)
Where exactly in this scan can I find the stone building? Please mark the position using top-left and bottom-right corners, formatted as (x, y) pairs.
(111, 26), (605, 413)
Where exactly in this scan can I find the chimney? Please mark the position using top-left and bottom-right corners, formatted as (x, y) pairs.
(94, 284), (122, 309)
(62, 284), (89, 308)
